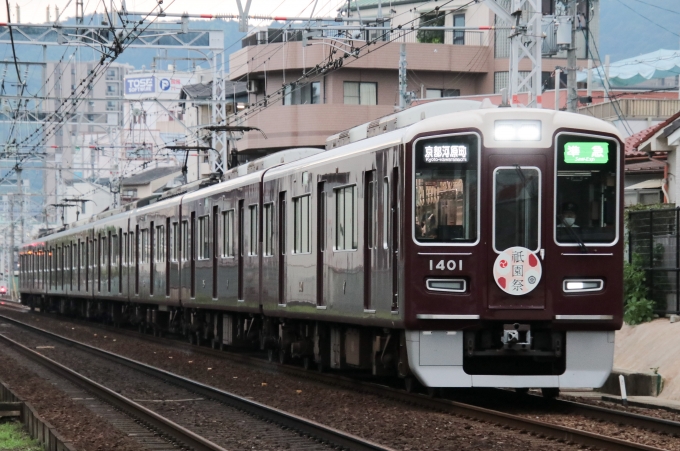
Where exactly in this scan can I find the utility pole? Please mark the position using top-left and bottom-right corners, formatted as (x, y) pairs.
(566, 0), (578, 112)
(484, 0), (542, 108)
(8, 194), (15, 301)
(398, 43), (408, 110)
(17, 167), (24, 246)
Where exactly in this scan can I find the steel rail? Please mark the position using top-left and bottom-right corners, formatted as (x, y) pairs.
(0, 313), (393, 451)
(0, 332), (229, 451)
(3, 309), (675, 450)
(28, 310), (679, 442)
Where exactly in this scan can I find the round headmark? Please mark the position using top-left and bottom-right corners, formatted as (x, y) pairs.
(493, 246), (542, 295)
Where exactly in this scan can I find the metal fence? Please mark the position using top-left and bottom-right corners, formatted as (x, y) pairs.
(628, 207), (680, 314)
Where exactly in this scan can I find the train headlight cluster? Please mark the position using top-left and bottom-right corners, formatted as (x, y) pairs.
(563, 279), (604, 293)
(494, 120), (542, 141)
(426, 279), (467, 293)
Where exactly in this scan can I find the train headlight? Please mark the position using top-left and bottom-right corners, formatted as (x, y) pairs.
(563, 279), (604, 293)
(494, 120), (542, 141)
(426, 278), (467, 293)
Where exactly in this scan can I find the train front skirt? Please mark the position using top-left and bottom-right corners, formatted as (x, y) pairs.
(405, 330), (615, 388)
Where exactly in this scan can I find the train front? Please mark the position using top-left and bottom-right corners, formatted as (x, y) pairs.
(403, 108), (623, 389)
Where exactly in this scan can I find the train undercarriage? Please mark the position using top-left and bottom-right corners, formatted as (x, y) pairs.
(20, 294), (613, 395)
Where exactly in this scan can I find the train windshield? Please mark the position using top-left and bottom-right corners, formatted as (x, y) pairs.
(555, 134), (619, 245)
(414, 133), (479, 244)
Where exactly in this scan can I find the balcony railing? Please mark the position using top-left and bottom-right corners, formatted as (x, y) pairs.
(242, 28), (486, 48)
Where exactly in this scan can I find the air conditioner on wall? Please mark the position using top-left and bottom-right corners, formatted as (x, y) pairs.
(247, 80), (259, 93)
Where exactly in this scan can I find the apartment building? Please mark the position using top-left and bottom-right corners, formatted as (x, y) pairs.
(229, 0), (599, 155)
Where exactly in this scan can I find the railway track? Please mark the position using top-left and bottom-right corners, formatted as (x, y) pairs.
(1, 310), (677, 451)
(19, 308), (680, 449)
(0, 313), (392, 451)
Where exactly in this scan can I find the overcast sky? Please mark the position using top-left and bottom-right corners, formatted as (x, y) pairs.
(9, 0), (348, 23)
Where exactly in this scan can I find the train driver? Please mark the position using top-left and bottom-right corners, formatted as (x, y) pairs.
(558, 202), (579, 228)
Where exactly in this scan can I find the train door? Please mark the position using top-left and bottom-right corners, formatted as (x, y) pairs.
(316, 184), (325, 306)
(364, 171), (375, 311)
(487, 155), (546, 310)
(278, 192), (286, 305)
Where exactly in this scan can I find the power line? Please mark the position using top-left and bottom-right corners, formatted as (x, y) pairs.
(615, 0), (680, 39)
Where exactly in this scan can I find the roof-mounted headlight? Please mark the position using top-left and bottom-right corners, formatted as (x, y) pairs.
(494, 120), (542, 141)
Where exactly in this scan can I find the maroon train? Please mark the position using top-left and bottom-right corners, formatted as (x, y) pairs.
(19, 100), (624, 392)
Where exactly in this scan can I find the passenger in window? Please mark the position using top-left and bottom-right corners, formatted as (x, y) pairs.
(557, 202), (579, 228)
(425, 212), (438, 238)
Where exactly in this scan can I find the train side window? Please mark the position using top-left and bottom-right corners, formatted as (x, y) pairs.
(156, 225), (165, 263)
(221, 210), (235, 257)
(123, 233), (128, 266)
(249, 205), (258, 256)
(94, 239), (99, 268)
(198, 216), (209, 260)
(263, 203), (274, 256)
(335, 185), (358, 251)
(293, 195), (311, 254)
(413, 133), (479, 244)
(181, 221), (188, 261)
(101, 236), (109, 266)
(128, 232), (134, 265)
(112, 235), (119, 266)
(141, 229), (149, 263)
(171, 222), (179, 262)
(383, 177), (390, 249)
(366, 173), (375, 249)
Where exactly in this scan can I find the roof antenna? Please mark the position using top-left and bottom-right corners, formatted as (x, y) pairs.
(499, 88), (510, 108)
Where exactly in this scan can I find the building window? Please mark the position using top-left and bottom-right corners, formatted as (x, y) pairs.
(344, 82), (377, 105)
(156, 225), (165, 263)
(106, 84), (117, 95)
(426, 88), (461, 99)
(122, 188), (137, 198)
(263, 203), (274, 256)
(283, 82), (321, 105)
(106, 101), (117, 111)
(198, 216), (209, 260)
(249, 205), (258, 256)
(335, 185), (358, 251)
(453, 14), (465, 45)
(293, 196), (310, 254)
(221, 210), (235, 257)
(106, 69), (117, 79)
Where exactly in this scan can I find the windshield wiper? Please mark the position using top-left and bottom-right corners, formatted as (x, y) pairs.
(559, 216), (589, 253)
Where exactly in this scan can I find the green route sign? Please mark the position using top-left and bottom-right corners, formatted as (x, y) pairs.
(564, 142), (609, 164)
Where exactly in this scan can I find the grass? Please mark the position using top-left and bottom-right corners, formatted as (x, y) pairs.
(0, 421), (42, 451)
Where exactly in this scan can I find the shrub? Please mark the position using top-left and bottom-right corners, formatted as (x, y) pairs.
(623, 254), (655, 325)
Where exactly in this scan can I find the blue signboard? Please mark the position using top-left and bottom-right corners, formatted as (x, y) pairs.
(158, 78), (171, 91)
(125, 77), (155, 95)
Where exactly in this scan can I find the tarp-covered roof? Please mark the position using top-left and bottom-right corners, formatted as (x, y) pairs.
(578, 49), (680, 87)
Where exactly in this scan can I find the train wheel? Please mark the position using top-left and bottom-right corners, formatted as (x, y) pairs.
(278, 348), (288, 365)
(427, 387), (439, 398)
(541, 388), (559, 399)
(267, 349), (276, 363)
(302, 357), (311, 371)
(404, 377), (416, 393)
(515, 388), (530, 395)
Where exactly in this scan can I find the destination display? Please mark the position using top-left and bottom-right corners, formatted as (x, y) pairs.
(423, 144), (469, 163)
(564, 142), (609, 164)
